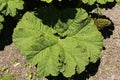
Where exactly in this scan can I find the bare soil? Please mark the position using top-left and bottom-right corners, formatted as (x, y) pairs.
(90, 4), (120, 80)
(0, 3), (120, 80)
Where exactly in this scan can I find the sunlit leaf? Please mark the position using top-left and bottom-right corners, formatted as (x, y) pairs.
(13, 7), (103, 77)
(0, 0), (24, 16)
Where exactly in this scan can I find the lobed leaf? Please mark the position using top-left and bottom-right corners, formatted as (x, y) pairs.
(0, 0), (24, 17)
(35, 6), (89, 37)
(13, 12), (60, 76)
(13, 7), (103, 77)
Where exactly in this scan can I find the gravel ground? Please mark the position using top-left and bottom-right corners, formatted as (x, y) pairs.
(0, 3), (120, 80)
(90, 4), (120, 80)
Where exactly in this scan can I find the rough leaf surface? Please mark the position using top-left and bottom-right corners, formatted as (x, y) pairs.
(0, 0), (24, 16)
(13, 7), (103, 77)
(35, 6), (89, 37)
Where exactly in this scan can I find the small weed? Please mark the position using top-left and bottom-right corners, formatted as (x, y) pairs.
(112, 35), (119, 39)
(0, 66), (9, 73)
(25, 72), (33, 80)
(12, 57), (18, 64)
(105, 50), (112, 55)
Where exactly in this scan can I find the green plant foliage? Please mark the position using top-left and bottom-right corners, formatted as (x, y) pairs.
(0, 0), (24, 17)
(40, 0), (120, 4)
(0, 15), (4, 32)
(82, 0), (120, 5)
(81, 0), (114, 5)
(94, 18), (111, 30)
(40, 0), (62, 3)
(0, 75), (15, 80)
(40, 0), (53, 3)
(13, 7), (103, 77)
(35, 6), (89, 37)
(116, 0), (120, 2)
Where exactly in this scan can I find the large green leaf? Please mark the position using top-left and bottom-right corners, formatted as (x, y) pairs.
(54, 8), (89, 37)
(35, 6), (88, 37)
(13, 12), (60, 76)
(0, 15), (4, 32)
(13, 8), (103, 77)
(0, 0), (24, 17)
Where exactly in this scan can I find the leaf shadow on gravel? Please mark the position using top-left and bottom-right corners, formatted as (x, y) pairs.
(47, 59), (101, 80)
(100, 23), (114, 39)
(90, 13), (115, 39)
(0, 16), (17, 50)
(98, 15), (114, 39)
(79, 1), (115, 39)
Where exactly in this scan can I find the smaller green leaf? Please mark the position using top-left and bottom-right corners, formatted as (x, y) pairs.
(81, 0), (95, 5)
(116, 0), (120, 3)
(40, 0), (53, 3)
(54, 8), (89, 37)
(0, 0), (24, 16)
(81, 0), (114, 5)
(0, 15), (4, 22)
(0, 15), (4, 31)
(97, 0), (114, 4)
